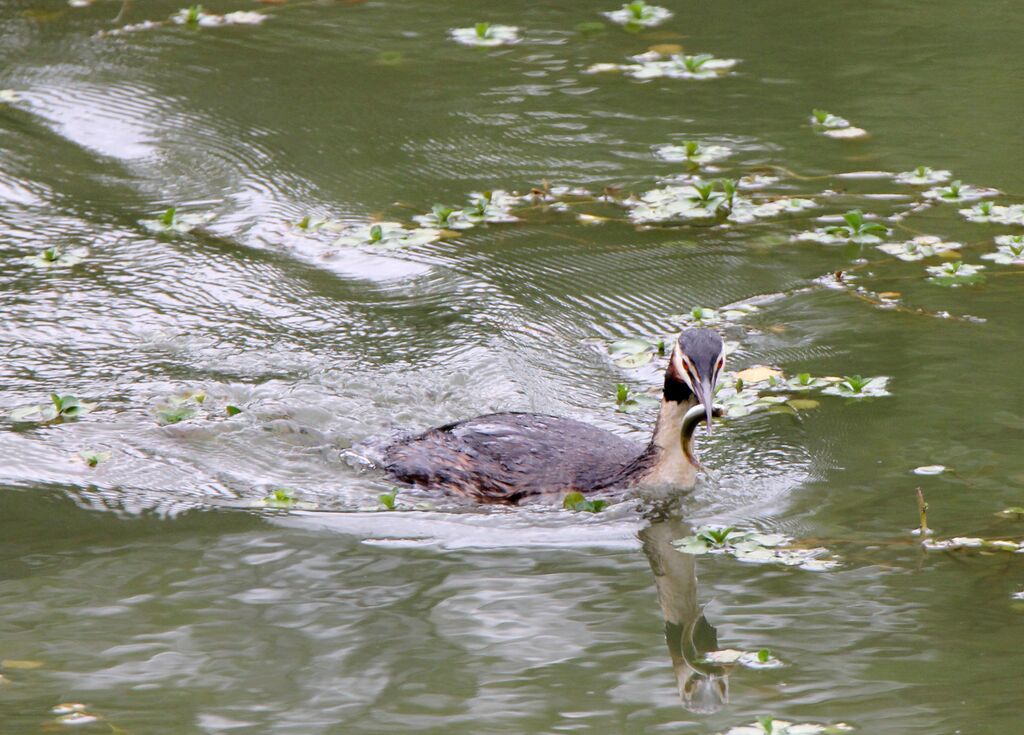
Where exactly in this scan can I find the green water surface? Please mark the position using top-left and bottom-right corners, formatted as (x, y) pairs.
(1, 1), (1023, 733)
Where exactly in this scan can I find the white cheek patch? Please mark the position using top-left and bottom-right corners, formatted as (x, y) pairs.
(671, 348), (696, 390)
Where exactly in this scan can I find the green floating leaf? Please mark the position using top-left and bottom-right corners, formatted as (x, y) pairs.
(894, 166), (951, 185)
(809, 109), (866, 138)
(674, 525), (839, 571)
(251, 487), (317, 510)
(603, 2), (673, 28)
(78, 451), (111, 468)
(450, 23), (520, 46)
(923, 180), (999, 202)
(925, 260), (985, 287)
(796, 210), (890, 245)
(718, 719), (854, 735)
(10, 393), (95, 423)
(588, 50), (738, 80)
(140, 207), (215, 234)
(379, 491), (398, 510)
(225, 405), (242, 416)
(877, 235), (961, 262)
(563, 491), (609, 513)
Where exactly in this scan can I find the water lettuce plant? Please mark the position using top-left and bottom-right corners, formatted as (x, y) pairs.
(959, 201), (1024, 225)
(562, 491), (608, 513)
(78, 450), (111, 467)
(810, 109), (866, 139)
(876, 235), (961, 261)
(925, 260), (985, 286)
(252, 488), (317, 510)
(821, 375), (891, 398)
(603, 1), (673, 27)
(655, 140), (732, 165)
(894, 166), (951, 185)
(922, 180), (999, 202)
(332, 222), (442, 249)
(701, 648), (783, 670)
(450, 23), (520, 47)
(140, 207), (214, 234)
(674, 304), (758, 327)
(982, 235), (1024, 265)
(171, 6), (266, 26)
(922, 536), (1024, 552)
(718, 720), (853, 735)
(796, 210), (889, 244)
(609, 337), (664, 368)
(413, 204), (474, 230)
(673, 525), (839, 571)
(625, 181), (814, 224)
(10, 393), (96, 422)
(22, 246), (87, 267)
(588, 50), (738, 80)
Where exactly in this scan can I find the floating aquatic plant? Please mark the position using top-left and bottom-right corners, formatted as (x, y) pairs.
(332, 222), (442, 249)
(588, 50), (738, 80)
(876, 235), (961, 261)
(702, 647), (783, 670)
(625, 180), (813, 224)
(810, 109), (867, 139)
(615, 382), (639, 412)
(171, 6), (266, 26)
(379, 490), (398, 510)
(140, 207), (214, 234)
(821, 374), (891, 398)
(603, 1), (673, 27)
(922, 536), (1024, 553)
(675, 304), (758, 327)
(450, 23), (520, 47)
(609, 337), (664, 368)
(21, 246), (88, 267)
(252, 488), (316, 510)
(673, 525), (839, 571)
(922, 180), (999, 202)
(413, 204), (474, 230)
(796, 209), (890, 244)
(78, 450), (111, 468)
(718, 719), (853, 735)
(784, 372), (828, 391)
(154, 390), (211, 425)
(464, 190), (523, 223)
(982, 235), (1024, 265)
(10, 393), (96, 423)
(563, 491), (608, 513)
(51, 704), (100, 726)
(894, 165), (952, 186)
(959, 201), (1024, 225)
(925, 260), (985, 286)
(655, 140), (732, 165)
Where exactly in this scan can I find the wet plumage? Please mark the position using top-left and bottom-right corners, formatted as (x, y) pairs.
(380, 329), (725, 503)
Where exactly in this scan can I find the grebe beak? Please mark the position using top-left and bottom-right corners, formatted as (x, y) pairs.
(695, 376), (717, 437)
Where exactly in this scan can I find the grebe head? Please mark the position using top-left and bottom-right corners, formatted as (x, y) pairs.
(666, 329), (725, 436)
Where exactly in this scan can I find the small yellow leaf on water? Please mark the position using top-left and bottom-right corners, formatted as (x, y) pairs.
(577, 213), (608, 225)
(878, 291), (901, 300)
(734, 366), (784, 384)
(649, 44), (683, 56)
(2, 659), (44, 669)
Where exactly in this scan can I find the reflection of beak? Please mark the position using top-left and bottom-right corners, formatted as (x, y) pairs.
(696, 376), (716, 436)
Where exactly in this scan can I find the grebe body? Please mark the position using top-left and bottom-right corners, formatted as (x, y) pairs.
(381, 329), (724, 503)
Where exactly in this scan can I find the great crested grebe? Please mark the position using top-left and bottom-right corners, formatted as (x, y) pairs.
(381, 328), (725, 504)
